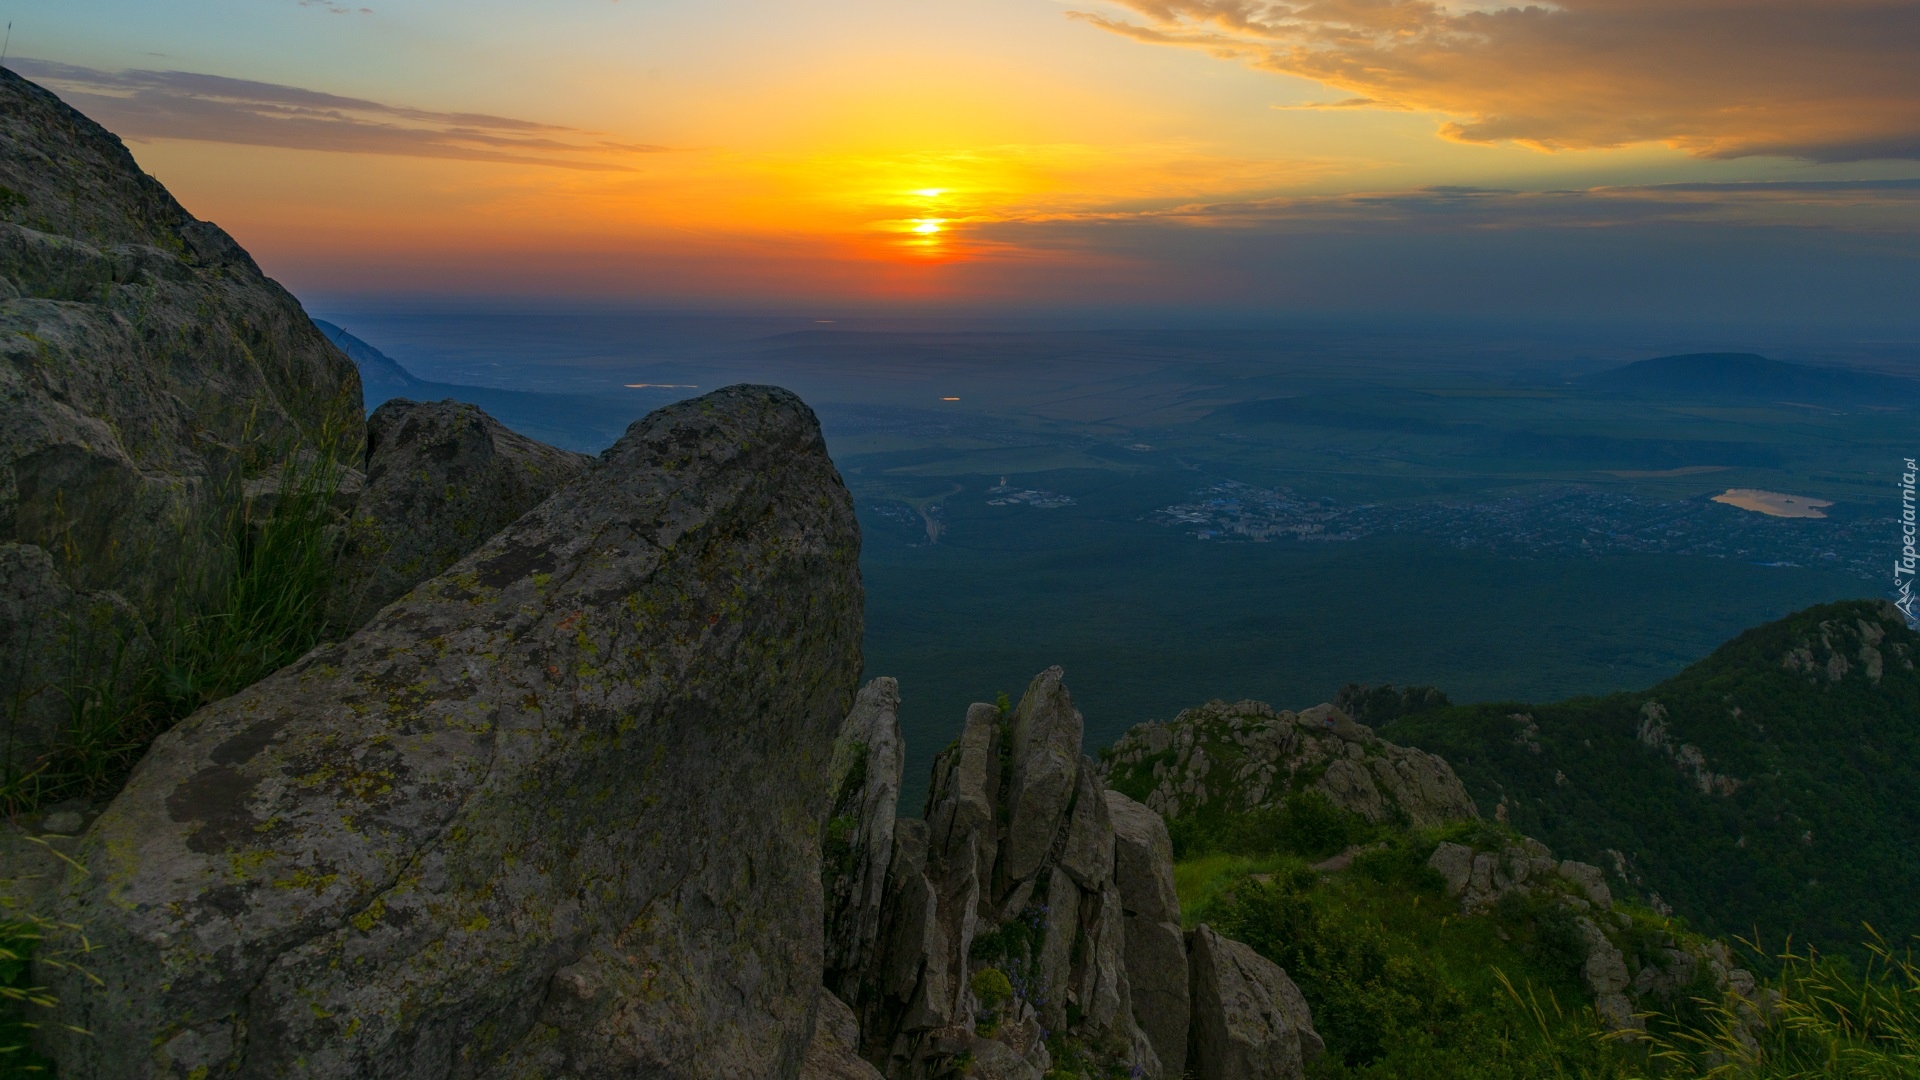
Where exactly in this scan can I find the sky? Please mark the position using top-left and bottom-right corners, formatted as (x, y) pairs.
(7, 0), (1920, 324)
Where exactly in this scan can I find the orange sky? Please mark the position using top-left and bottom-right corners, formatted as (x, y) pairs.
(11, 0), (1920, 313)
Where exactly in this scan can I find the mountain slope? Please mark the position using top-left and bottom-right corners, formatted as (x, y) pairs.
(1382, 600), (1920, 956)
(312, 318), (649, 452)
(313, 318), (423, 402)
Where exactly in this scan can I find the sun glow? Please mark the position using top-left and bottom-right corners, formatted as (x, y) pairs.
(913, 188), (947, 198)
(912, 219), (944, 234)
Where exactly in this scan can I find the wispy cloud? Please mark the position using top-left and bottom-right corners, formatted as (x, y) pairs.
(1002, 178), (1920, 233)
(1071, 1), (1920, 162)
(1270, 97), (1396, 111)
(10, 58), (667, 170)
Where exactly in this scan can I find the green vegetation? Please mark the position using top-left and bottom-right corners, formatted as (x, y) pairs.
(2, 440), (351, 814)
(1173, 807), (1636, 1078)
(1170, 801), (1920, 1078)
(2, 847), (91, 1074)
(1381, 600), (1920, 961)
(971, 967), (1013, 1035)
(1645, 936), (1920, 1078)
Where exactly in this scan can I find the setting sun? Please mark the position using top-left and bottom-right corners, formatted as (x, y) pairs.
(911, 219), (944, 235)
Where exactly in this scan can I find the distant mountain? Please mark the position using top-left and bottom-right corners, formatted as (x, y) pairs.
(311, 319), (652, 454)
(1582, 352), (1920, 406)
(314, 318), (424, 402)
(1382, 599), (1920, 958)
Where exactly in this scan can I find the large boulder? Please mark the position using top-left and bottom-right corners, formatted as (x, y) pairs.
(326, 398), (592, 632)
(38, 385), (863, 1079)
(1187, 924), (1324, 1080)
(1101, 699), (1479, 828)
(1, 67), (362, 772)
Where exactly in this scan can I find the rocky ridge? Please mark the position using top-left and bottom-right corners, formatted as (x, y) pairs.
(1423, 832), (1755, 1032)
(1101, 699), (1479, 829)
(818, 670), (1325, 1080)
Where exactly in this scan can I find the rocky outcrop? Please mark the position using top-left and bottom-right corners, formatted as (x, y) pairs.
(1107, 790), (1190, 1076)
(823, 677), (906, 1006)
(823, 669), (1320, 1080)
(1, 67), (362, 771)
(37, 385), (863, 1079)
(1187, 924), (1323, 1080)
(1425, 832), (1749, 1032)
(1102, 699), (1479, 828)
(842, 670), (1158, 1079)
(326, 398), (593, 632)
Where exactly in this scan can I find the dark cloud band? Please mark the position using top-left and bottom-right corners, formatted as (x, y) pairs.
(9, 58), (668, 170)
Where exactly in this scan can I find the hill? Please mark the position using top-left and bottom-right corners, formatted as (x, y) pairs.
(313, 318), (424, 402)
(1381, 599), (1920, 958)
(313, 317), (648, 452)
(1581, 352), (1920, 406)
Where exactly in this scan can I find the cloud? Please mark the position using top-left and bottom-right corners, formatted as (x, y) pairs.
(9, 58), (667, 170)
(1270, 97), (1396, 111)
(995, 178), (1920, 234)
(1071, 1), (1920, 162)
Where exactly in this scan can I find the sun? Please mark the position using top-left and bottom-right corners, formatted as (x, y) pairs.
(912, 188), (946, 198)
(912, 219), (944, 235)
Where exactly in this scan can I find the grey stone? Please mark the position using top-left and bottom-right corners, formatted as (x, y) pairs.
(1004, 667), (1083, 883)
(927, 702), (1001, 912)
(876, 822), (940, 1011)
(1107, 791), (1180, 925)
(1107, 791), (1188, 1076)
(1595, 993), (1640, 1033)
(963, 1037), (1042, 1080)
(1428, 842), (1474, 897)
(1187, 924), (1323, 1080)
(327, 399), (591, 632)
(1577, 917), (1631, 996)
(803, 991), (885, 1080)
(1037, 865), (1081, 1031)
(0, 543), (152, 764)
(1559, 860), (1613, 909)
(2, 70), (364, 778)
(1059, 757), (1116, 890)
(39, 385), (863, 1079)
(38, 810), (83, 835)
(825, 678), (907, 1007)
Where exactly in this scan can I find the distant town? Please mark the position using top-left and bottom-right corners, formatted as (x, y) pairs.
(1158, 481), (1882, 578)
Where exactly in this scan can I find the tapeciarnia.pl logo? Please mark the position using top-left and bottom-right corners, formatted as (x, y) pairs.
(1899, 457), (1918, 628)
